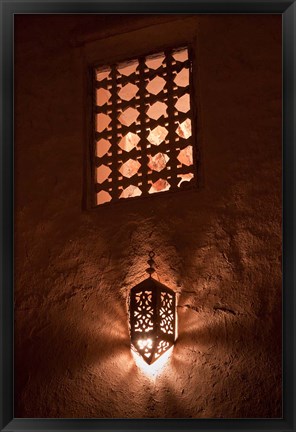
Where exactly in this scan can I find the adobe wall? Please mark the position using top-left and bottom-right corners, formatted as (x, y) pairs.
(14, 14), (282, 418)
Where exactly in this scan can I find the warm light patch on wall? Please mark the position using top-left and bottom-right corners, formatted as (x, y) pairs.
(131, 344), (173, 378)
(93, 46), (196, 206)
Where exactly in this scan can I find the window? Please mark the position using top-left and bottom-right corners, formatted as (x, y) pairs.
(93, 46), (196, 206)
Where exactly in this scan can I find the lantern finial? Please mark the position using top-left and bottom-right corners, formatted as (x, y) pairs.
(145, 251), (156, 277)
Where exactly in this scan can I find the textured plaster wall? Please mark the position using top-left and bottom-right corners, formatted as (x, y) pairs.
(14, 14), (282, 418)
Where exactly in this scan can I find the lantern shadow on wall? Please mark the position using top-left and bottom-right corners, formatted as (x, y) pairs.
(129, 252), (177, 365)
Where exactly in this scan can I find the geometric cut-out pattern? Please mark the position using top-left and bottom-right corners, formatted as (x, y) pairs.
(149, 178), (170, 194)
(120, 184), (142, 199)
(119, 159), (141, 178)
(148, 153), (169, 172)
(159, 292), (174, 335)
(147, 125), (168, 146)
(94, 46), (196, 206)
(177, 145), (193, 167)
(118, 132), (140, 152)
(129, 278), (176, 365)
(175, 93), (190, 113)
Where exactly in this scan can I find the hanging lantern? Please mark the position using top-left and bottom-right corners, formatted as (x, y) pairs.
(129, 252), (176, 365)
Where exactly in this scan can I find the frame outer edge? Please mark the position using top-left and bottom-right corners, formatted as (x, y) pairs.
(283, 2), (296, 431)
(0, 1), (295, 432)
(1, 0), (14, 431)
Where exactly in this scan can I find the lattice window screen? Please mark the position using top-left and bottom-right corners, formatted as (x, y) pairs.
(93, 46), (196, 206)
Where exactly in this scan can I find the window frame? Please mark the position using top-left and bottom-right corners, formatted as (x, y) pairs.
(84, 26), (201, 210)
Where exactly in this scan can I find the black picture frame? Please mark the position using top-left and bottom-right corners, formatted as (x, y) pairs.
(0, 1), (295, 431)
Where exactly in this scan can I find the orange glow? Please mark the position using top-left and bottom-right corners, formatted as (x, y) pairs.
(119, 159), (141, 178)
(118, 107), (139, 127)
(147, 101), (167, 120)
(149, 178), (170, 194)
(96, 139), (111, 158)
(96, 67), (110, 81)
(146, 53), (165, 70)
(96, 165), (111, 184)
(146, 76), (166, 95)
(147, 126), (168, 146)
(118, 132), (140, 152)
(96, 190), (111, 205)
(131, 344), (173, 378)
(177, 145), (193, 166)
(137, 338), (153, 353)
(117, 60), (138, 76)
(119, 185), (142, 199)
(175, 93), (190, 113)
(94, 46), (194, 206)
(96, 113), (111, 132)
(148, 153), (169, 172)
(174, 68), (189, 87)
(118, 83), (139, 101)
(178, 173), (194, 187)
(176, 119), (192, 139)
(173, 48), (188, 62)
(96, 88), (111, 106)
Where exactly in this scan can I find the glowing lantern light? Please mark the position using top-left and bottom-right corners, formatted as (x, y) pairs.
(129, 252), (176, 365)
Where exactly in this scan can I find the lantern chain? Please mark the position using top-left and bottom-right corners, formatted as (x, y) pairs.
(145, 251), (156, 278)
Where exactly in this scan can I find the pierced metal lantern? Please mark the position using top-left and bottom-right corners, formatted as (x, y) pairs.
(129, 252), (176, 365)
